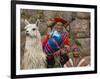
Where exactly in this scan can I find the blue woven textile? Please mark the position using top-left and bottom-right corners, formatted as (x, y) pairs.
(43, 31), (67, 55)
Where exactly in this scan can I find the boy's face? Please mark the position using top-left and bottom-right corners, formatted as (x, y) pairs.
(73, 51), (79, 57)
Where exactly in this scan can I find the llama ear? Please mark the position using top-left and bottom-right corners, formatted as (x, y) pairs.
(24, 25), (28, 30)
(25, 19), (30, 25)
(35, 19), (40, 27)
(24, 19), (30, 30)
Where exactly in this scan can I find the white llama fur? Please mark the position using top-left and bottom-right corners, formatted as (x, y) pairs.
(22, 20), (47, 69)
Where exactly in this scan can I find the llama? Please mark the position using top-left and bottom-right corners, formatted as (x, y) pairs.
(21, 19), (47, 69)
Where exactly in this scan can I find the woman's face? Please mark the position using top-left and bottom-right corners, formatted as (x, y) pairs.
(56, 25), (63, 32)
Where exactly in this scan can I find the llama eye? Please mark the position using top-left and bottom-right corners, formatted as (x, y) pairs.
(32, 28), (36, 31)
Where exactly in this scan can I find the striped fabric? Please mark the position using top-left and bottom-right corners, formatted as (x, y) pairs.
(43, 32), (68, 55)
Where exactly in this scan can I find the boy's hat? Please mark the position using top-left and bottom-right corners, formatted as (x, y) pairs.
(72, 45), (80, 52)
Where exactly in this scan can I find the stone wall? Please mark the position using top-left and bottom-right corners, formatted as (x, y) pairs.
(70, 12), (90, 57)
(20, 9), (90, 59)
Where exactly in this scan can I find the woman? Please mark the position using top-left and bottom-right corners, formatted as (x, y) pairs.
(42, 17), (70, 68)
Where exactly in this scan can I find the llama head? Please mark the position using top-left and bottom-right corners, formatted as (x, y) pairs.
(24, 19), (41, 38)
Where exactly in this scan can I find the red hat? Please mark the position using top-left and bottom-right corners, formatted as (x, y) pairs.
(54, 18), (67, 24)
